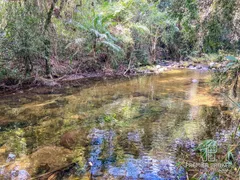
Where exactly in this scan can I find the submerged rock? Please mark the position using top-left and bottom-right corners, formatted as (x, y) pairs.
(60, 130), (88, 149)
(191, 79), (199, 83)
(6, 153), (16, 162)
(128, 132), (141, 143)
(30, 146), (73, 174)
(87, 128), (116, 177)
(107, 156), (186, 179)
(11, 169), (30, 180)
(1, 146), (74, 178)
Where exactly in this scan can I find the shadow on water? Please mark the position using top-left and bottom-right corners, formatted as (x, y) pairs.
(0, 70), (235, 179)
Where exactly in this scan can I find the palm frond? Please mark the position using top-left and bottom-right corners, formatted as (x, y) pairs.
(101, 40), (122, 52)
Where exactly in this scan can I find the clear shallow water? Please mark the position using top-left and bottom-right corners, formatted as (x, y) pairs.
(0, 70), (233, 179)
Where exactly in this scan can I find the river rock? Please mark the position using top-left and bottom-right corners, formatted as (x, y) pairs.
(1, 146), (74, 178)
(6, 153), (16, 162)
(191, 79), (199, 83)
(209, 62), (215, 68)
(60, 130), (88, 149)
(87, 128), (115, 177)
(128, 131), (141, 142)
(196, 64), (203, 69)
(30, 146), (74, 175)
(11, 169), (30, 180)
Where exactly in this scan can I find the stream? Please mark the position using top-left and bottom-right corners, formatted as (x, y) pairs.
(0, 69), (235, 179)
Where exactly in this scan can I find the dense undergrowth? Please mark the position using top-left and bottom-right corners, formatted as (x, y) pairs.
(0, 0), (239, 85)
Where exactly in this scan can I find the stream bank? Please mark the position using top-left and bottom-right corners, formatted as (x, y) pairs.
(0, 60), (224, 96)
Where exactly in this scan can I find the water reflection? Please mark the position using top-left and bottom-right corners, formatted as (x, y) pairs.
(0, 70), (234, 179)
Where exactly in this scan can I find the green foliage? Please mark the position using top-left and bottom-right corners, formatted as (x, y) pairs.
(195, 139), (217, 161)
(68, 13), (123, 62)
(226, 55), (238, 61)
(0, 64), (22, 83)
(214, 55), (239, 97)
(203, 17), (223, 53)
(207, 54), (224, 62)
(226, 146), (234, 162)
(103, 113), (117, 123)
(0, 0), (239, 82)
(0, 1), (46, 76)
(168, 0), (199, 56)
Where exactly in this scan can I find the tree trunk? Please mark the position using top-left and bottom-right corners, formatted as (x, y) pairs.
(24, 55), (33, 76)
(149, 27), (160, 64)
(43, 0), (58, 77)
(93, 38), (97, 58)
(44, 0), (58, 31)
(233, 71), (239, 98)
(151, 38), (157, 63)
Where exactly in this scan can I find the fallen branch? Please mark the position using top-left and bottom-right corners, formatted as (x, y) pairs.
(124, 57), (132, 75)
(33, 76), (61, 87)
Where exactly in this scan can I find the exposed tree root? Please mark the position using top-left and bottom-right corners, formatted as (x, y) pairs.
(0, 81), (22, 91)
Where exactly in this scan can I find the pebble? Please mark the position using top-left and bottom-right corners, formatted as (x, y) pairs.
(11, 170), (30, 180)
(191, 79), (199, 83)
(6, 153), (16, 162)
